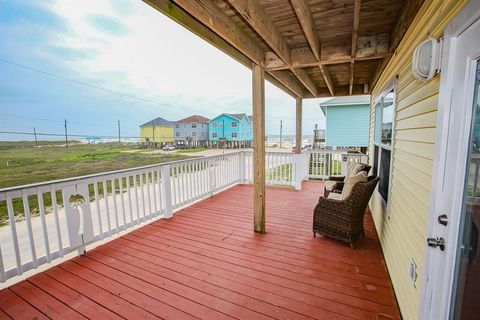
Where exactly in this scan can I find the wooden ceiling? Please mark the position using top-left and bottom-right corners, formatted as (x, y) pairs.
(145, 0), (424, 98)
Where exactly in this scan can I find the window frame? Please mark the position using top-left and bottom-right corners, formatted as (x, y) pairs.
(212, 133), (217, 138)
(232, 132), (238, 138)
(231, 122), (238, 127)
(372, 78), (397, 214)
(212, 122), (217, 128)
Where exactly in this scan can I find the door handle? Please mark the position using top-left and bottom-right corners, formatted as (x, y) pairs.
(427, 237), (446, 251)
(437, 214), (448, 226)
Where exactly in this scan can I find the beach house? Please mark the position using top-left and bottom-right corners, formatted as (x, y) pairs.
(139, 116), (175, 147)
(320, 95), (370, 151)
(174, 115), (209, 148)
(209, 113), (253, 148)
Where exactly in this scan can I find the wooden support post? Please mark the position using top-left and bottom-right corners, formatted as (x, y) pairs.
(295, 97), (302, 154)
(252, 64), (266, 234)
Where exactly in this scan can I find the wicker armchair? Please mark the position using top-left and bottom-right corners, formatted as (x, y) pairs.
(324, 164), (371, 198)
(314, 176), (379, 248)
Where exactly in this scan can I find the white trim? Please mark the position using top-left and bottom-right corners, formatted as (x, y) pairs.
(372, 77), (397, 215)
(420, 1), (480, 318)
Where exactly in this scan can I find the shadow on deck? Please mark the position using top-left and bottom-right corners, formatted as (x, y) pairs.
(0, 181), (400, 319)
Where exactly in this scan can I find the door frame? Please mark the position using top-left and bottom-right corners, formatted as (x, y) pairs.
(420, 1), (480, 318)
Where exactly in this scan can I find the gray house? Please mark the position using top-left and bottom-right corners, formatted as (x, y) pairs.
(174, 115), (210, 148)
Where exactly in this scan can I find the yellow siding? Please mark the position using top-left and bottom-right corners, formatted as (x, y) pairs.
(368, 1), (468, 319)
(140, 126), (175, 143)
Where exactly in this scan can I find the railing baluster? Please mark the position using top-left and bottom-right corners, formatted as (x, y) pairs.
(152, 171), (158, 216)
(126, 175), (133, 225)
(0, 243), (5, 282)
(145, 171), (152, 217)
(102, 180), (112, 235)
(111, 179), (119, 230)
(6, 194), (22, 275)
(157, 169), (163, 214)
(22, 192), (37, 267)
(119, 176), (126, 228)
(133, 174), (140, 223)
(140, 173), (146, 221)
(93, 180), (103, 239)
(37, 191), (51, 263)
(50, 187), (63, 257)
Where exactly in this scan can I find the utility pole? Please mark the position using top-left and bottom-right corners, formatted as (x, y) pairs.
(64, 118), (69, 148)
(117, 120), (121, 143)
(33, 127), (38, 147)
(279, 120), (283, 148)
(152, 124), (155, 148)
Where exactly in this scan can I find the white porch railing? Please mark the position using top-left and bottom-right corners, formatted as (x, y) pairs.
(0, 150), (365, 283)
(309, 150), (368, 179)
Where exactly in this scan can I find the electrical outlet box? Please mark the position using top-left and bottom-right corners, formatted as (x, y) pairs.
(409, 258), (417, 287)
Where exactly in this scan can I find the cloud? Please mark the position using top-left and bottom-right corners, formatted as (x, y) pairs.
(0, 0), (326, 136)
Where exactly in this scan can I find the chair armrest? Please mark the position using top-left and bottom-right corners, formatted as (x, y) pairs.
(328, 176), (345, 182)
(332, 181), (344, 193)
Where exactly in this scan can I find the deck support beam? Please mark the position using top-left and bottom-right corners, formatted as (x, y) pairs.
(252, 64), (266, 233)
(295, 97), (302, 154)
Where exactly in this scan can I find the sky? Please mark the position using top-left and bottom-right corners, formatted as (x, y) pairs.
(0, 0), (328, 140)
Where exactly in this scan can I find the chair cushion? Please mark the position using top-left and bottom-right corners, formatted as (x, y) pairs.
(342, 171), (368, 199)
(347, 163), (365, 178)
(327, 192), (342, 200)
(324, 180), (337, 191)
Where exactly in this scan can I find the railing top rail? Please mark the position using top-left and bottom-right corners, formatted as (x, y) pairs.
(0, 151), (244, 193)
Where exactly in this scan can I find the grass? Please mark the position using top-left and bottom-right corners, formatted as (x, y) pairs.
(0, 141), (194, 225)
(267, 163), (292, 182)
(309, 159), (342, 176)
(176, 148), (207, 153)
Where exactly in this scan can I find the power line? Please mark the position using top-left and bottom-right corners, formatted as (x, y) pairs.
(0, 58), (199, 113)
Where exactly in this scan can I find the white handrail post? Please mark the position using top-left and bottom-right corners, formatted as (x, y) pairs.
(239, 151), (245, 184)
(293, 154), (302, 191)
(161, 164), (173, 218)
(341, 153), (348, 176)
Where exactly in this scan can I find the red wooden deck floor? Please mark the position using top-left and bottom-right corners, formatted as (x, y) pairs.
(0, 181), (400, 320)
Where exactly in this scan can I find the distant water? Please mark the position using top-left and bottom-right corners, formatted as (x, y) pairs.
(266, 135), (313, 146)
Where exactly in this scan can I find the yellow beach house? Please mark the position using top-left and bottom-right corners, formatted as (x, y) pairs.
(139, 116), (175, 145)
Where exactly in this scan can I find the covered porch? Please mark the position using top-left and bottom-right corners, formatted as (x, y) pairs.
(0, 181), (400, 319)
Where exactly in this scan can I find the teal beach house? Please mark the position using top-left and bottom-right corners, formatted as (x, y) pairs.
(320, 96), (370, 148)
(209, 113), (253, 145)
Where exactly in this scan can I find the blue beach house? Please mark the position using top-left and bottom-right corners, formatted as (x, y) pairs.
(319, 96), (370, 148)
(209, 113), (253, 145)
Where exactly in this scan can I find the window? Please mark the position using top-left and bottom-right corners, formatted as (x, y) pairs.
(373, 87), (395, 205)
(175, 132), (180, 137)
(192, 123), (196, 128)
(201, 132), (204, 136)
(219, 122), (223, 128)
(212, 123), (217, 128)
(231, 122), (237, 127)
(232, 132), (237, 138)
(192, 132), (197, 137)
(175, 124), (180, 128)
(212, 133), (217, 138)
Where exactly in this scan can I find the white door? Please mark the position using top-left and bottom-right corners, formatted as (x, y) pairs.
(421, 4), (480, 319)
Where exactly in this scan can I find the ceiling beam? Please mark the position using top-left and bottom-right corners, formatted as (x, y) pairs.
(349, 62), (354, 95)
(290, 0), (321, 60)
(266, 51), (389, 71)
(349, 0), (361, 95)
(225, 0), (290, 64)
(351, 0), (361, 58)
(226, 0), (318, 97)
(269, 70), (306, 97)
(319, 65), (334, 96)
(291, 68), (319, 97)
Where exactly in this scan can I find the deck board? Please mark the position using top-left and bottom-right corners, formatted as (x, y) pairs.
(0, 181), (401, 319)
